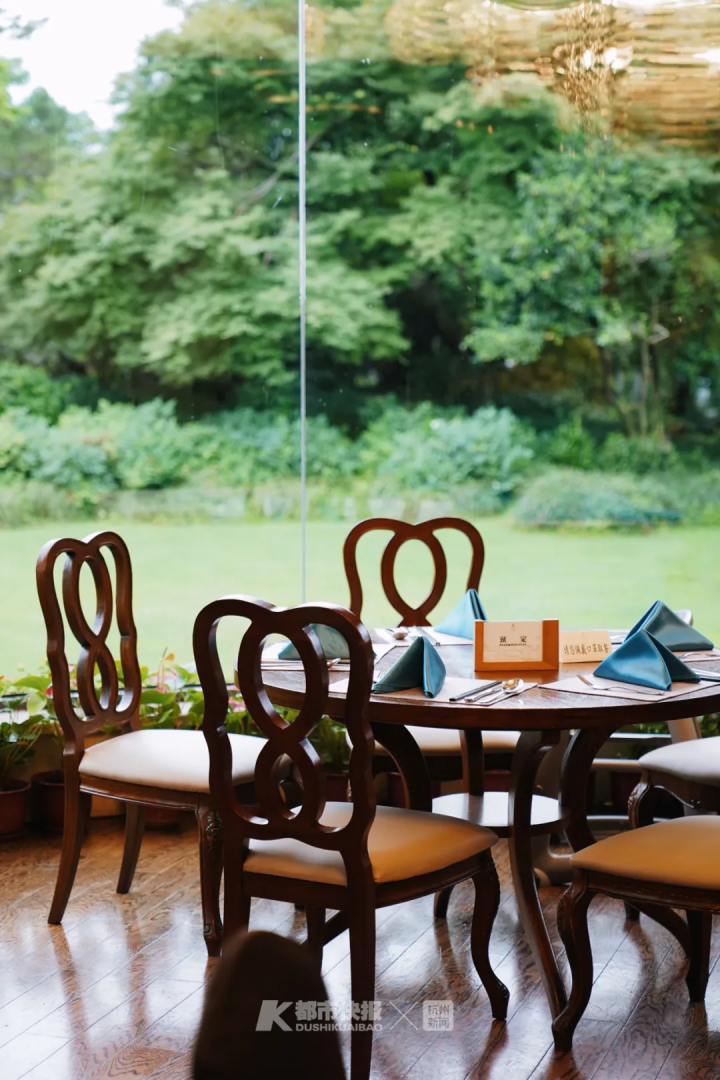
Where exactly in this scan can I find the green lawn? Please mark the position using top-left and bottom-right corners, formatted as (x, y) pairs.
(1, 517), (719, 674)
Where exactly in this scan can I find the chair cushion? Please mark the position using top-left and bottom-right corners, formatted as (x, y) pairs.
(78, 729), (266, 793)
(372, 727), (521, 756)
(638, 736), (720, 787)
(243, 802), (497, 886)
(571, 816), (720, 889)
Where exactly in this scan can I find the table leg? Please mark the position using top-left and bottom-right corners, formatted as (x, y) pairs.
(508, 729), (567, 1020)
(460, 728), (485, 795)
(371, 722), (432, 811)
(560, 726), (612, 853)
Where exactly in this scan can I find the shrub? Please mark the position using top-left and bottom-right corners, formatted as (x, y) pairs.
(360, 404), (535, 494)
(540, 417), (596, 470)
(513, 469), (683, 529)
(201, 411), (358, 486)
(0, 362), (76, 424)
(0, 409), (115, 490)
(71, 400), (199, 490)
(597, 434), (680, 475)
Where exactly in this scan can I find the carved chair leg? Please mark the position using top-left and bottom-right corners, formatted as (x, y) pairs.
(552, 874), (595, 1053)
(222, 847), (250, 948)
(434, 885), (454, 920)
(117, 802), (145, 894)
(197, 806), (224, 957)
(306, 907), (326, 968)
(625, 776), (658, 920)
(686, 909), (712, 1002)
(49, 786), (92, 924)
(471, 854), (509, 1020)
(348, 899), (376, 1080)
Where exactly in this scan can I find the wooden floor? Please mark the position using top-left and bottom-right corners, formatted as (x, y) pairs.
(2, 818), (720, 1080)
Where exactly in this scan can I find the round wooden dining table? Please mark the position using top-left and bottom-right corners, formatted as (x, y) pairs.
(262, 639), (720, 1024)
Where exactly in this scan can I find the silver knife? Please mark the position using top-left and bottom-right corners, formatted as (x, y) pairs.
(449, 680), (501, 702)
(690, 669), (720, 682)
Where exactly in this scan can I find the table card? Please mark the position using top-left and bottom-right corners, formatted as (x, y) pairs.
(474, 619), (560, 671)
(559, 630), (612, 664)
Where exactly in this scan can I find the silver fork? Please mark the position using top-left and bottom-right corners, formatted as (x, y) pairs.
(578, 674), (663, 696)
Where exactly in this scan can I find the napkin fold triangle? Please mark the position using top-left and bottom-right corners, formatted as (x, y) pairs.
(372, 635), (446, 698)
(278, 624), (350, 661)
(594, 628), (700, 691)
(434, 588), (487, 640)
(626, 600), (713, 652)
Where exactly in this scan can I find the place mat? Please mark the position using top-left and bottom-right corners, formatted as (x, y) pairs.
(540, 675), (715, 703)
(262, 642), (396, 666)
(331, 676), (503, 703)
(678, 648), (720, 662)
(370, 628), (471, 647)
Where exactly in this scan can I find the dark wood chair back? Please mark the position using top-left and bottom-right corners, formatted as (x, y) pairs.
(193, 597), (375, 865)
(343, 516), (485, 625)
(36, 531), (142, 751)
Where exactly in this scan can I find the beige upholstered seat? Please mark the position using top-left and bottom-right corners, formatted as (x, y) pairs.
(373, 727), (520, 755)
(243, 802), (497, 886)
(571, 816), (720, 890)
(638, 737), (720, 786)
(78, 729), (266, 792)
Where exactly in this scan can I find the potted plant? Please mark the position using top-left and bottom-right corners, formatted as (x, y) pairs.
(31, 718), (65, 832)
(0, 694), (41, 839)
(11, 671), (67, 832)
(310, 716), (351, 801)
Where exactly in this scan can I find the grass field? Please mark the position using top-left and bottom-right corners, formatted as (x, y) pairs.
(1, 516), (718, 673)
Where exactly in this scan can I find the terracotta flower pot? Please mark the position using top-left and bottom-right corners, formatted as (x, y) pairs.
(325, 773), (350, 802)
(387, 772), (441, 808)
(143, 804), (182, 830)
(0, 780), (31, 840)
(32, 771), (66, 833)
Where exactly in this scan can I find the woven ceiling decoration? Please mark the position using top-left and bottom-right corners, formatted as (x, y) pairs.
(378, 0), (720, 143)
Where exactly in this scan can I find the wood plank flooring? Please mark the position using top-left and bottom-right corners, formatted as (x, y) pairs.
(1, 816), (719, 1080)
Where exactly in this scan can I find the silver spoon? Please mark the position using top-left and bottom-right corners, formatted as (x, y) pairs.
(471, 680), (527, 705)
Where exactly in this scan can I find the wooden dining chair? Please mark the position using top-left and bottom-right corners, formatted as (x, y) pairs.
(343, 516), (562, 917)
(344, 516), (521, 768)
(627, 609), (714, 826)
(552, 815), (718, 1052)
(193, 595), (509, 1080)
(37, 530), (270, 956)
(617, 608), (720, 922)
(630, 739), (720, 827)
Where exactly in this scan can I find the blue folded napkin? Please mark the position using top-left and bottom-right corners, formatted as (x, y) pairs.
(627, 600), (713, 652)
(278, 624), (350, 660)
(372, 635), (446, 697)
(594, 629), (700, 691)
(434, 588), (487, 640)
